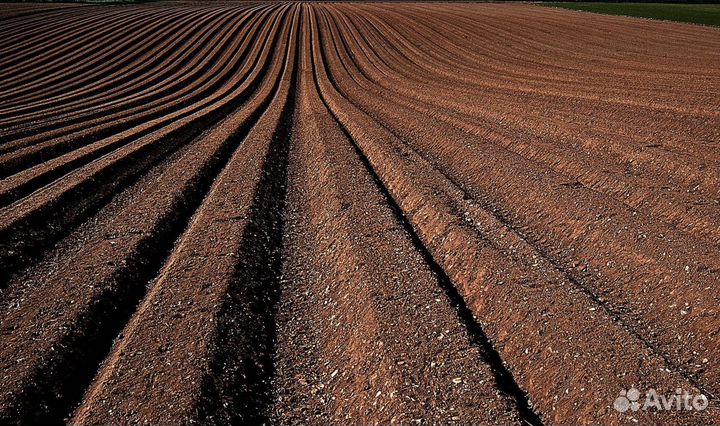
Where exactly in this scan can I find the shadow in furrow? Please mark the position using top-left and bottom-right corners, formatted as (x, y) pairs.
(0, 8), (269, 180)
(1, 28), (291, 426)
(335, 117), (545, 426)
(309, 24), (544, 426)
(0, 10), (287, 290)
(0, 8), (232, 133)
(314, 6), (718, 405)
(0, 7), (209, 105)
(0, 7), (263, 149)
(194, 23), (298, 426)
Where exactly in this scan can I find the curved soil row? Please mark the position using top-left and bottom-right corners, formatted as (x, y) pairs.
(0, 3), (717, 425)
(317, 3), (720, 402)
(329, 6), (720, 249)
(271, 9), (520, 424)
(0, 5), (291, 425)
(0, 6), (241, 125)
(70, 7), (299, 425)
(310, 5), (719, 424)
(0, 7), (160, 86)
(0, 6), (268, 160)
(0, 6), (284, 285)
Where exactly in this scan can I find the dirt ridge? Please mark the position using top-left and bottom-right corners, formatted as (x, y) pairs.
(0, 2), (718, 425)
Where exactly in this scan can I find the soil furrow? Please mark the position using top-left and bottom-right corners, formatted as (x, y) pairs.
(0, 6), (291, 424)
(0, 6), (244, 125)
(0, 8), (122, 64)
(0, 8), (161, 86)
(341, 7), (720, 177)
(70, 7), (299, 425)
(0, 5), (285, 287)
(0, 7), (225, 120)
(316, 4), (720, 401)
(0, 8), (268, 186)
(271, 8), (521, 425)
(309, 6), (719, 424)
(328, 7), (720, 249)
(0, 7), (269, 158)
(0, 6), (255, 116)
(1, 3), (718, 425)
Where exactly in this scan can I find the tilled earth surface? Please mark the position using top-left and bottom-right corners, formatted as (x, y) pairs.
(0, 2), (719, 425)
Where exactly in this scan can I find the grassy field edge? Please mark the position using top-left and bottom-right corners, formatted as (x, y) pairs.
(541, 2), (720, 27)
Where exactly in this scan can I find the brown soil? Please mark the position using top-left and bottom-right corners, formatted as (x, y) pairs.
(0, 2), (718, 425)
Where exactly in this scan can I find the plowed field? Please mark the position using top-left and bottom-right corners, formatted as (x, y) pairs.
(1, 2), (719, 425)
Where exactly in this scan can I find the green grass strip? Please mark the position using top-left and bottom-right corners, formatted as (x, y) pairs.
(542, 3), (720, 27)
